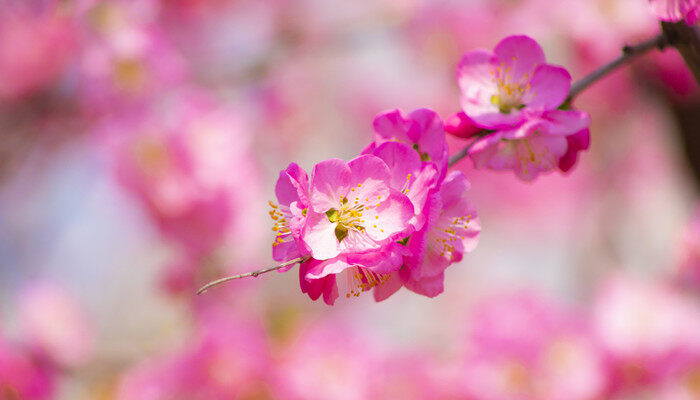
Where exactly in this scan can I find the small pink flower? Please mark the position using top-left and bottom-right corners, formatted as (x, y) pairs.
(301, 156), (414, 261)
(270, 163), (310, 265)
(457, 35), (572, 129)
(650, 0), (700, 25)
(375, 171), (480, 300)
(469, 109), (591, 181)
(367, 108), (449, 177)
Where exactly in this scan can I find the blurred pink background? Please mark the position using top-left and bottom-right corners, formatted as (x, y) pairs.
(0, 0), (698, 399)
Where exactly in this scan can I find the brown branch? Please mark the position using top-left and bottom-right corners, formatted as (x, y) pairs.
(566, 34), (668, 103)
(662, 21), (700, 84)
(197, 255), (310, 294)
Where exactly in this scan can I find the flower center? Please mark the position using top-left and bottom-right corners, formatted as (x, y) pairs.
(490, 65), (530, 114)
(327, 197), (366, 242)
(430, 211), (473, 260)
(345, 266), (391, 298)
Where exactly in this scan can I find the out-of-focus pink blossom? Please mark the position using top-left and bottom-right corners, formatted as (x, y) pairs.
(593, 273), (700, 395)
(649, 0), (700, 24)
(458, 291), (610, 400)
(0, 336), (54, 400)
(79, 0), (188, 113)
(0, 2), (76, 101)
(18, 282), (94, 368)
(102, 89), (258, 255)
(117, 312), (272, 400)
(276, 322), (379, 400)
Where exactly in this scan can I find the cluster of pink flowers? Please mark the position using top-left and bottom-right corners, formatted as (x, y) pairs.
(456, 277), (700, 400)
(268, 34), (598, 304)
(271, 108), (481, 304)
(451, 35), (591, 181)
(115, 273), (700, 400)
(650, 0), (700, 25)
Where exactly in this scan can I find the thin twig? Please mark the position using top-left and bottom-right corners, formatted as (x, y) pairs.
(197, 255), (310, 294)
(566, 33), (668, 103)
(448, 138), (481, 167)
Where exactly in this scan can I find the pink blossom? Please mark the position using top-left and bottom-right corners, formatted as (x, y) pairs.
(458, 292), (610, 400)
(592, 273), (700, 393)
(79, 0), (188, 113)
(301, 155), (414, 261)
(102, 90), (259, 256)
(457, 35), (572, 130)
(649, 0), (700, 24)
(375, 171), (480, 300)
(457, 35), (591, 181)
(445, 111), (482, 139)
(468, 109), (591, 181)
(370, 141), (440, 230)
(0, 2), (76, 101)
(18, 282), (94, 368)
(270, 163), (310, 264)
(366, 108), (449, 178)
(117, 312), (272, 400)
(276, 322), (380, 400)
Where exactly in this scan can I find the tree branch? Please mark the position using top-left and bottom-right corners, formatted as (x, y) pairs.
(197, 255), (310, 294)
(566, 33), (668, 103)
(661, 21), (700, 84)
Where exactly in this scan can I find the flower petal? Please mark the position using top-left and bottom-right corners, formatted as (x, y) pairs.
(346, 155), (391, 205)
(309, 158), (351, 212)
(301, 210), (341, 260)
(362, 191), (414, 242)
(372, 109), (417, 144)
(410, 108), (446, 162)
(494, 35), (546, 84)
(524, 64), (571, 110)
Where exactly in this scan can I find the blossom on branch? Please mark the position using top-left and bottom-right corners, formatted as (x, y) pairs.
(456, 35), (591, 181)
(269, 109), (480, 304)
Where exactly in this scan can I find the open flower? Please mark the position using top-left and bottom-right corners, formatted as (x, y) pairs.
(469, 109), (591, 181)
(301, 155), (414, 261)
(649, 0), (700, 25)
(457, 35), (572, 129)
(375, 171), (480, 300)
(457, 35), (591, 181)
